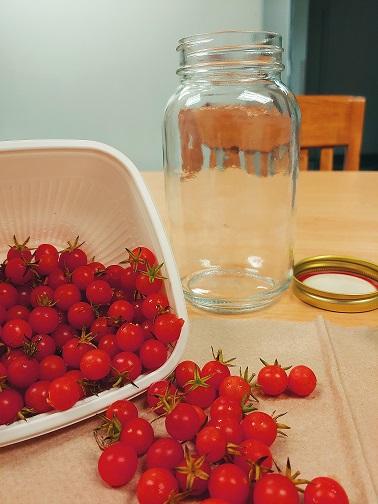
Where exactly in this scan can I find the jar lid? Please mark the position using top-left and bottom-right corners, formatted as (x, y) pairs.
(293, 255), (378, 312)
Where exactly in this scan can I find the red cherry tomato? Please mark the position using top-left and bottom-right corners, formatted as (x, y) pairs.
(29, 306), (59, 334)
(129, 246), (157, 271)
(140, 339), (168, 371)
(288, 365), (317, 397)
(62, 338), (93, 369)
(146, 437), (184, 470)
(176, 453), (211, 496)
(202, 359), (231, 390)
(304, 477), (349, 504)
(208, 416), (243, 445)
(240, 411), (278, 446)
(98, 333), (120, 358)
(116, 322), (144, 352)
(209, 396), (243, 422)
(6, 304), (30, 321)
(67, 302), (94, 329)
(80, 349), (111, 380)
(137, 467), (178, 504)
(107, 300), (134, 323)
(86, 280), (113, 305)
(208, 463), (250, 504)
(153, 313), (184, 344)
(111, 351), (142, 382)
(253, 473), (299, 504)
(234, 438), (273, 474)
(105, 399), (138, 427)
(175, 360), (199, 388)
(71, 265), (94, 290)
(120, 417), (154, 455)
(2, 318), (32, 348)
(165, 403), (201, 441)
(7, 356), (40, 388)
(0, 388), (23, 425)
(48, 376), (80, 410)
(196, 425), (227, 463)
(25, 380), (52, 413)
(0, 282), (18, 308)
(54, 283), (81, 311)
(146, 380), (178, 415)
(39, 354), (67, 381)
(219, 375), (251, 403)
(141, 292), (169, 320)
(98, 442), (138, 488)
(31, 334), (56, 361)
(257, 364), (288, 396)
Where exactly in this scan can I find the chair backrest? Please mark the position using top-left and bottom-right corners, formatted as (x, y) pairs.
(297, 95), (366, 170)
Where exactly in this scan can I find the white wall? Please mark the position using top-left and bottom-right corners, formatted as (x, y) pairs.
(0, 0), (262, 170)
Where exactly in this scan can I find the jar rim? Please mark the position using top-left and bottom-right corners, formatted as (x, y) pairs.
(176, 30), (282, 52)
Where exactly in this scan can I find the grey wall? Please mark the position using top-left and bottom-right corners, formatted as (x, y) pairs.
(0, 0), (262, 170)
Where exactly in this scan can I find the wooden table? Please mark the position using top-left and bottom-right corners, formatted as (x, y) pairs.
(144, 170), (378, 327)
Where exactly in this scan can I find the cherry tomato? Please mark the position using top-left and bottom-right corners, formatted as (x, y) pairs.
(175, 360), (199, 388)
(59, 247), (87, 272)
(7, 239), (32, 262)
(107, 300), (134, 323)
(196, 425), (227, 463)
(120, 417), (154, 455)
(192, 404), (207, 428)
(104, 265), (123, 289)
(90, 316), (114, 340)
(29, 306), (59, 334)
(62, 338), (93, 368)
(240, 411), (278, 446)
(86, 280), (113, 305)
(67, 302), (95, 329)
(25, 380), (52, 413)
(16, 286), (32, 307)
(31, 334), (56, 361)
(234, 438), (273, 474)
(6, 304), (30, 321)
(7, 355), (40, 388)
(257, 364), (288, 396)
(135, 272), (163, 296)
(54, 283), (81, 311)
(48, 376), (80, 410)
(79, 349), (110, 380)
(141, 320), (154, 340)
(71, 265), (94, 290)
(208, 463), (249, 504)
(105, 399), (138, 426)
(201, 499), (230, 504)
(146, 437), (184, 470)
(129, 246), (157, 271)
(98, 442), (138, 488)
(0, 388), (23, 425)
(111, 351), (142, 382)
(253, 473), (299, 504)
(64, 369), (85, 399)
(304, 477), (349, 504)
(30, 285), (54, 307)
(137, 467), (178, 504)
(36, 253), (59, 275)
(208, 416), (243, 445)
(98, 333), (120, 358)
(47, 268), (68, 290)
(141, 292), (169, 320)
(153, 313), (184, 344)
(146, 380), (178, 415)
(2, 318), (32, 348)
(219, 375), (251, 403)
(116, 322), (144, 352)
(39, 354), (67, 380)
(288, 365), (317, 397)
(87, 261), (105, 275)
(209, 396), (243, 422)
(131, 300), (145, 323)
(165, 403), (201, 441)
(119, 266), (137, 291)
(184, 381), (216, 409)
(5, 257), (33, 285)
(52, 323), (77, 348)
(1, 349), (24, 368)
(0, 282), (18, 308)
(176, 452), (211, 496)
(140, 339), (168, 371)
(35, 243), (59, 261)
(202, 359), (231, 390)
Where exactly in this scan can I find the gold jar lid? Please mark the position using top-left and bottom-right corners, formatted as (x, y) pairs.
(293, 255), (378, 313)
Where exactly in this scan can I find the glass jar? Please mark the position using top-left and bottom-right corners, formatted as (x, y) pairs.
(163, 31), (300, 313)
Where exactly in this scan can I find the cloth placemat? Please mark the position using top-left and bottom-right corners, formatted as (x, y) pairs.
(0, 317), (377, 503)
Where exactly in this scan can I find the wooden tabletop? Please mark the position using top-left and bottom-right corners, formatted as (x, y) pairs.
(143, 171), (378, 327)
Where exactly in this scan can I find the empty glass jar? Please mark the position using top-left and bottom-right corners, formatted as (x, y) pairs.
(163, 31), (300, 313)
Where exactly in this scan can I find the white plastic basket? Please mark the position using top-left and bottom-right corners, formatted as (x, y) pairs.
(0, 140), (189, 447)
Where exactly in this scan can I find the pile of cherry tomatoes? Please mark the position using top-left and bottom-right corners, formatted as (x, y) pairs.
(0, 237), (183, 424)
(96, 353), (349, 504)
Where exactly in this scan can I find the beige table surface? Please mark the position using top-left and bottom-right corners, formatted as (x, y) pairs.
(1, 171), (378, 504)
(144, 170), (378, 327)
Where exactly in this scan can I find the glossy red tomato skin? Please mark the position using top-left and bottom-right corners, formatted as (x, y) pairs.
(208, 463), (250, 504)
(30, 285), (54, 307)
(141, 292), (169, 320)
(48, 376), (80, 410)
(137, 467), (178, 504)
(80, 349), (111, 380)
(257, 365), (288, 396)
(90, 317), (114, 341)
(130, 246), (157, 271)
(98, 442), (138, 488)
(107, 300), (134, 323)
(219, 375), (251, 403)
(25, 380), (53, 413)
(7, 356), (40, 389)
(86, 280), (113, 305)
(288, 365), (317, 397)
(175, 360), (199, 388)
(165, 403), (201, 441)
(67, 302), (95, 329)
(54, 284), (81, 311)
(202, 360), (231, 390)
(51, 324), (77, 349)
(253, 473), (300, 504)
(29, 306), (59, 334)
(64, 370), (85, 399)
(98, 333), (120, 358)
(104, 265), (124, 289)
(119, 266), (137, 291)
(71, 265), (94, 290)
(196, 425), (227, 463)
(240, 411), (278, 446)
(111, 351), (142, 382)
(105, 399), (138, 427)
(0, 388), (24, 425)
(39, 355), (67, 381)
(2, 318), (32, 348)
(153, 313), (184, 344)
(135, 273), (163, 296)
(304, 477), (349, 504)
(62, 338), (93, 369)
(146, 437), (184, 470)
(234, 438), (273, 474)
(201, 499), (230, 504)
(140, 339), (168, 371)
(35, 243), (59, 260)
(5, 258), (33, 285)
(120, 417), (155, 455)
(59, 248), (87, 272)
(209, 396), (243, 422)
(16, 286), (32, 307)
(184, 382), (217, 409)
(208, 416), (243, 445)
(0, 282), (18, 308)
(5, 304), (30, 321)
(31, 334), (56, 361)
(115, 322), (144, 352)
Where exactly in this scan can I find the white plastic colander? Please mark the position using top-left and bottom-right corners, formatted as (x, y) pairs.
(0, 140), (188, 447)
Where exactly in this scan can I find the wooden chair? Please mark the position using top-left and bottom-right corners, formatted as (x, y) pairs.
(297, 95), (366, 170)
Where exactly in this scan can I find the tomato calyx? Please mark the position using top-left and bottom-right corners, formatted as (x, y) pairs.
(22, 337), (39, 358)
(111, 367), (139, 389)
(184, 367), (212, 392)
(150, 387), (184, 418)
(260, 357), (292, 371)
(17, 406), (36, 422)
(275, 457), (310, 492)
(239, 366), (259, 403)
(271, 410), (291, 437)
(211, 346), (236, 367)
(175, 446), (210, 491)
(139, 262), (167, 284)
(60, 235), (85, 254)
(94, 414), (123, 450)
(228, 445), (273, 482)
(8, 235), (32, 254)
